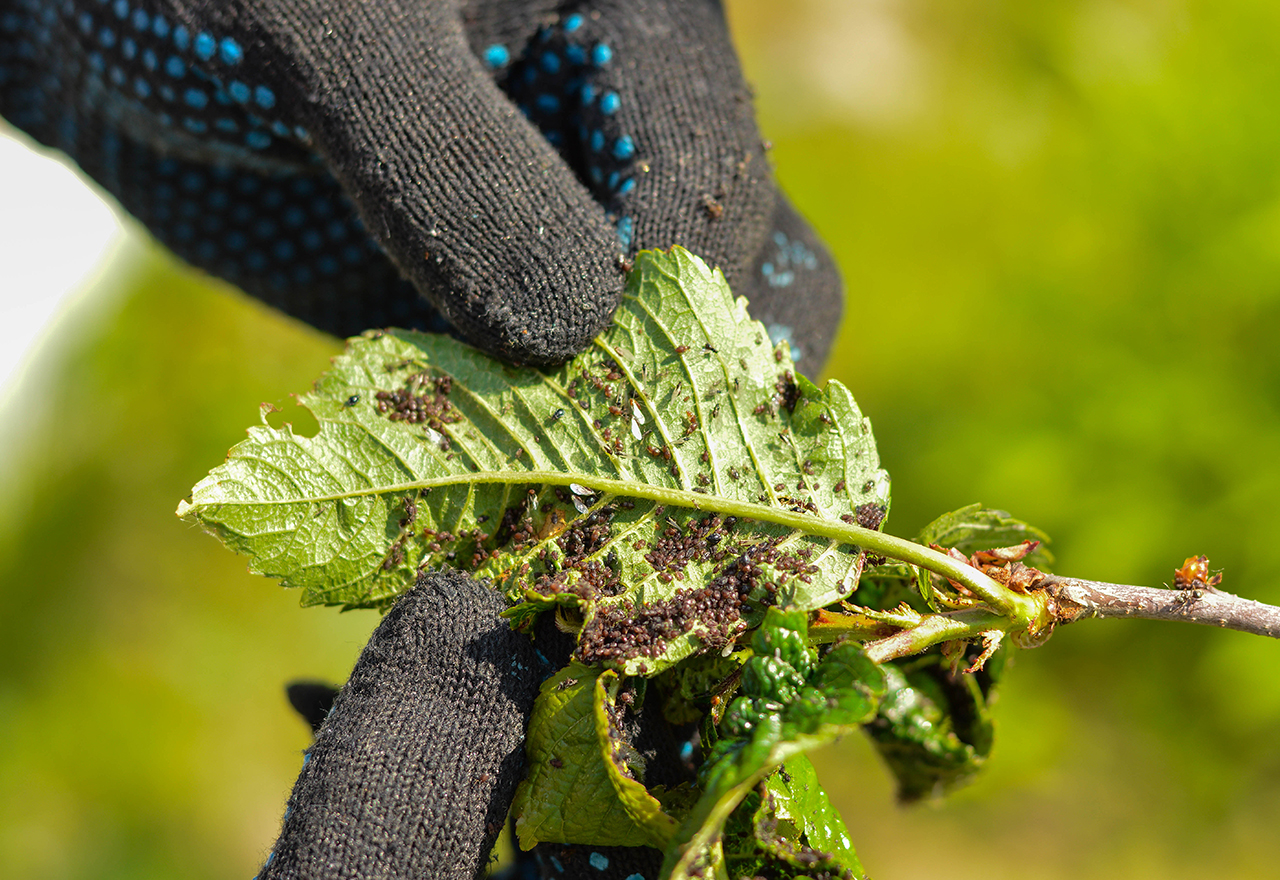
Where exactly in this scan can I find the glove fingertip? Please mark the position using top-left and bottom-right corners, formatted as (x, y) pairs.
(285, 681), (339, 734)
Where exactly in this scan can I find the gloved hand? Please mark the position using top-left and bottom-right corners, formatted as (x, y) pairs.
(0, 0), (842, 367)
(2, 2), (846, 877)
(275, 574), (677, 880)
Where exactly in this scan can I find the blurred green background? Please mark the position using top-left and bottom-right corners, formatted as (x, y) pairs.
(3, 0), (1279, 876)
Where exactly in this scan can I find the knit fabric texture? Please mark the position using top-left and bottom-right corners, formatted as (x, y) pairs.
(259, 572), (542, 879)
(0, 0), (843, 366)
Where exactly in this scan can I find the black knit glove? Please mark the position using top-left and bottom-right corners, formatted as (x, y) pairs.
(264, 573), (544, 879)
(278, 575), (677, 880)
(1, 0), (843, 367)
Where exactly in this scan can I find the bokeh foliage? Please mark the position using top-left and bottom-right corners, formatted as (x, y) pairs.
(3, 0), (1279, 876)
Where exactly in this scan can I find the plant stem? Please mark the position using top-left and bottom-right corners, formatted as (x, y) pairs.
(1042, 575), (1280, 639)
(863, 609), (1010, 664)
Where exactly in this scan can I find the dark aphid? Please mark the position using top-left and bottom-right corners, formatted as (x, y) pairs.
(344, 394), (360, 407)
(703, 342), (718, 353)
(855, 503), (887, 531)
(675, 345), (690, 354)
(551, 408), (565, 421)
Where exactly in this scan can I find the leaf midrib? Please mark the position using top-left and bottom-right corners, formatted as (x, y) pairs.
(187, 467), (894, 557)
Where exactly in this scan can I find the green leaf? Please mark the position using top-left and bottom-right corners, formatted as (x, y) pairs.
(757, 755), (863, 877)
(718, 756), (862, 880)
(512, 663), (654, 849)
(664, 608), (886, 879)
(916, 503), (1052, 566)
(179, 247), (891, 677)
(593, 670), (680, 850)
(181, 247), (907, 870)
(861, 644), (1006, 802)
(912, 504), (1053, 610)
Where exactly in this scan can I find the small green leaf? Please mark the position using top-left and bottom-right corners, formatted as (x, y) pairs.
(594, 670), (679, 850)
(912, 504), (1052, 610)
(758, 755), (862, 877)
(664, 608), (886, 879)
(916, 503), (1052, 565)
(512, 663), (654, 849)
(719, 756), (861, 880)
(862, 645), (1005, 802)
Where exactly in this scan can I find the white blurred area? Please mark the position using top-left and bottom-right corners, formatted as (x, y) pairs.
(0, 124), (132, 417)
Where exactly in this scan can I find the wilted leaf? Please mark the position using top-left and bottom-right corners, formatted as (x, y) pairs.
(862, 644), (1005, 802)
(512, 663), (654, 849)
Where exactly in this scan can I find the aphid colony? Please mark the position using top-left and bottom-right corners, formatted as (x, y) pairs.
(363, 339), (883, 664)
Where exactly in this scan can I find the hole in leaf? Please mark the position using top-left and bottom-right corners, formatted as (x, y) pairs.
(264, 399), (320, 437)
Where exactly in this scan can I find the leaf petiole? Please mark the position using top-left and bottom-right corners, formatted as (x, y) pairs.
(859, 608), (1013, 664)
